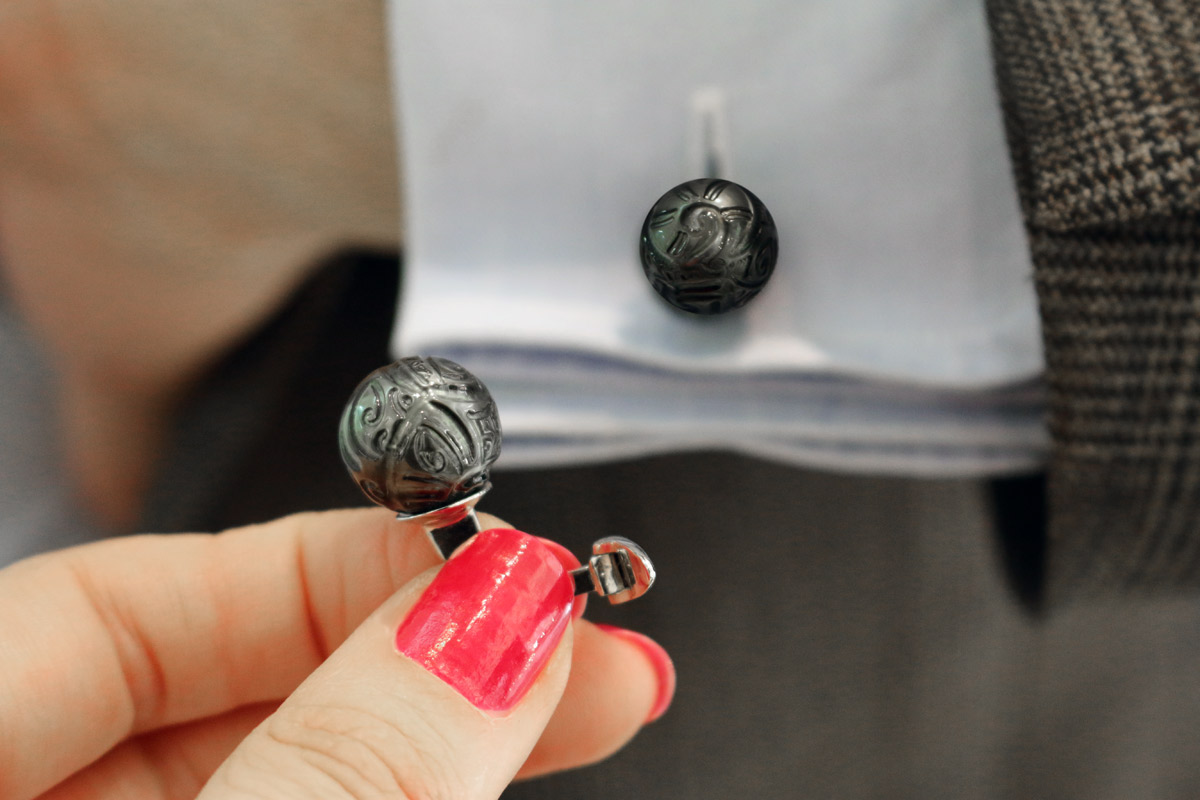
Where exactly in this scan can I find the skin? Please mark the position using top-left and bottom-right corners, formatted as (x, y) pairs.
(0, 0), (401, 527)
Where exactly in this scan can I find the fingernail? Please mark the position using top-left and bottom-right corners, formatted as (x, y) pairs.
(595, 624), (676, 723)
(396, 528), (574, 713)
(537, 537), (588, 620)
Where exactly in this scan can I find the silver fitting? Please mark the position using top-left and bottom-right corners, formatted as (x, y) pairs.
(569, 537), (656, 605)
(402, 497), (656, 605)
(396, 485), (491, 559)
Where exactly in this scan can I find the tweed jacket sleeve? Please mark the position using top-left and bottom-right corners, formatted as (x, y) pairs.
(987, 0), (1200, 602)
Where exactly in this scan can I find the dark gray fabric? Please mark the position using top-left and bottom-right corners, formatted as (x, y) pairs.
(987, 0), (1200, 601)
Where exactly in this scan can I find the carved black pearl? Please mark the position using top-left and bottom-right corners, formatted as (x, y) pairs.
(639, 178), (778, 315)
(338, 356), (501, 516)
(339, 356), (657, 605)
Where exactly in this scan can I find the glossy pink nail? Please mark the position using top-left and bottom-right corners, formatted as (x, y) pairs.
(595, 624), (676, 723)
(537, 536), (588, 620)
(396, 527), (574, 713)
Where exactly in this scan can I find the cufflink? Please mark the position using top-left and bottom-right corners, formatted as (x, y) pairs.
(639, 178), (778, 315)
(339, 355), (656, 604)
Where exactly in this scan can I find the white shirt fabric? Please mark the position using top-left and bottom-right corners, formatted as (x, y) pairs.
(387, 0), (1047, 475)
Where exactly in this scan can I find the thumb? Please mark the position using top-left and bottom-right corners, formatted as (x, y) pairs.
(199, 528), (575, 799)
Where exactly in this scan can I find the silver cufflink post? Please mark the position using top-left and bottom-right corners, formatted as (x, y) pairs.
(402, 491), (655, 605)
(571, 536), (656, 604)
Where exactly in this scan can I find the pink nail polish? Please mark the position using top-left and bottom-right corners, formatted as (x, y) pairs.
(536, 537), (588, 620)
(396, 528), (574, 713)
(595, 624), (676, 723)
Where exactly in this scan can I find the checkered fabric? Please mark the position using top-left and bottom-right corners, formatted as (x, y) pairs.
(988, 0), (1200, 601)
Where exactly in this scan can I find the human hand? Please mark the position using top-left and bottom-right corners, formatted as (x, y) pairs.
(0, 508), (674, 799)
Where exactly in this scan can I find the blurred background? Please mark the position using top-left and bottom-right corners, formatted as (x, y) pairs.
(3, 3), (1200, 799)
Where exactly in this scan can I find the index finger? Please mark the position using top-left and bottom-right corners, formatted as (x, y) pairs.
(0, 507), (440, 800)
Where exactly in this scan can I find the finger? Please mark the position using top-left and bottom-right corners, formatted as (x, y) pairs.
(0, 507), (441, 800)
(45, 624), (676, 798)
(518, 621), (675, 779)
(200, 528), (578, 800)
(38, 703), (275, 800)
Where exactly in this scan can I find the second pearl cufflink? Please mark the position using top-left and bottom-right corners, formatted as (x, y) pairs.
(640, 178), (778, 315)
